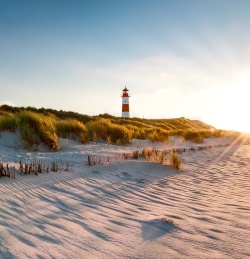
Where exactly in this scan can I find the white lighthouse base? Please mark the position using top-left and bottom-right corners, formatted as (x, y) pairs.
(122, 112), (130, 118)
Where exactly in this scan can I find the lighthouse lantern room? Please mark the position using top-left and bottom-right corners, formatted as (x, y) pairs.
(121, 87), (130, 117)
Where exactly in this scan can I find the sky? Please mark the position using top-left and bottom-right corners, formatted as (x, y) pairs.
(1, 0), (250, 132)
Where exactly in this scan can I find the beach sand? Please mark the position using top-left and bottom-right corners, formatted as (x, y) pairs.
(0, 132), (249, 258)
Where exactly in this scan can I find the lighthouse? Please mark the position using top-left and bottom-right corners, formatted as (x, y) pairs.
(121, 87), (130, 117)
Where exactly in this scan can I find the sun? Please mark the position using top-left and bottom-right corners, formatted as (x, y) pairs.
(229, 119), (250, 133)
(214, 113), (250, 133)
(212, 72), (250, 133)
(230, 73), (250, 133)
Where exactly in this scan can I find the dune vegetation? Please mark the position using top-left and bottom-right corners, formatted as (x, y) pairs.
(0, 104), (247, 150)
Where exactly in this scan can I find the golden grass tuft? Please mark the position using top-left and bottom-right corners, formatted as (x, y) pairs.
(56, 119), (88, 143)
(1, 105), (243, 149)
(17, 111), (59, 150)
(146, 128), (169, 143)
(162, 216), (176, 225)
(86, 118), (131, 144)
(0, 113), (18, 132)
(169, 151), (182, 170)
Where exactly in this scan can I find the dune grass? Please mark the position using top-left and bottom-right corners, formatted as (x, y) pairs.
(124, 124), (146, 140)
(169, 151), (182, 170)
(0, 112), (18, 132)
(56, 119), (88, 143)
(86, 118), (131, 144)
(146, 128), (170, 143)
(18, 111), (59, 150)
(162, 216), (175, 225)
(1, 104), (245, 149)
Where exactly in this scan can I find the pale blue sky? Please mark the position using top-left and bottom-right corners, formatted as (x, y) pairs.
(1, 0), (250, 132)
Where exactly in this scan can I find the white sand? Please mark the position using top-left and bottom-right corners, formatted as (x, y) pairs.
(0, 132), (249, 258)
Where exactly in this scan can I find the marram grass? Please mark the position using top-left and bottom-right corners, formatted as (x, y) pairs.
(18, 111), (59, 150)
(169, 151), (182, 170)
(0, 114), (18, 132)
(56, 119), (88, 143)
(86, 118), (131, 144)
(1, 105), (247, 150)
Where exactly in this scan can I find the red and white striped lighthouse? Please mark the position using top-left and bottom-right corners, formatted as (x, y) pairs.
(121, 87), (130, 117)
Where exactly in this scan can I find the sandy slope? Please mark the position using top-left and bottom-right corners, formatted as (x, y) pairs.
(0, 132), (249, 258)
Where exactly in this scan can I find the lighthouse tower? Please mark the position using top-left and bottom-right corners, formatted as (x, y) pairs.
(121, 87), (130, 117)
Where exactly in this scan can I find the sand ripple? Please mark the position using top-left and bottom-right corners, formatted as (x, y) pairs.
(0, 141), (249, 258)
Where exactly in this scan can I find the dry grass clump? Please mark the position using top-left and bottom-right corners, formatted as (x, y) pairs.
(18, 111), (59, 150)
(162, 216), (175, 225)
(87, 154), (102, 166)
(110, 124), (131, 144)
(151, 150), (163, 163)
(141, 149), (150, 161)
(0, 113), (18, 132)
(86, 118), (109, 141)
(2, 105), (239, 149)
(182, 130), (202, 143)
(179, 130), (211, 143)
(124, 124), (146, 140)
(86, 118), (131, 144)
(212, 129), (227, 138)
(146, 128), (169, 143)
(169, 151), (182, 170)
(106, 135), (112, 145)
(136, 148), (183, 170)
(56, 119), (88, 143)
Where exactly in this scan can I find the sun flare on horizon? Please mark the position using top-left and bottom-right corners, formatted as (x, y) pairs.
(211, 72), (250, 133)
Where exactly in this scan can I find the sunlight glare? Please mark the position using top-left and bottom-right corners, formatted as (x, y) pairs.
(214, 71), (250, 133)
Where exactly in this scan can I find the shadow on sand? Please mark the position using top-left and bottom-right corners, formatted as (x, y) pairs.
(140, 218), (177, 240)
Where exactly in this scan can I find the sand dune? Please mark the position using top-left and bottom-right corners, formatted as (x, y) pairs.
(0, 132), (249, 258)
